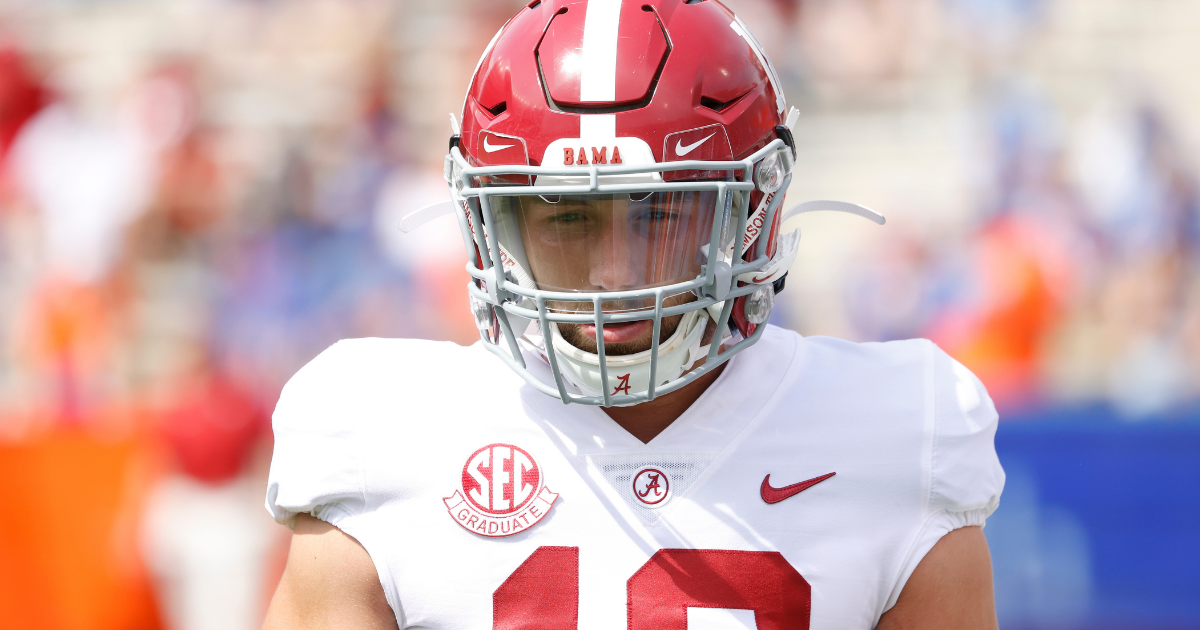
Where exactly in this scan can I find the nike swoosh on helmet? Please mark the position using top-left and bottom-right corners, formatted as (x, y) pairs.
(675, 132), (717, 157)
(484, 137), (516, 152)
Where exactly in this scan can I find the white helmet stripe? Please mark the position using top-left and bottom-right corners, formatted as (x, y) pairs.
(580, 0), (622, 103)
(730, 17), (786, 114)
(580, 114), (617, 142)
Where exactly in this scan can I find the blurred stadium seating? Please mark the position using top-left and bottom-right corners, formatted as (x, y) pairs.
(0, 0), (1197, 628)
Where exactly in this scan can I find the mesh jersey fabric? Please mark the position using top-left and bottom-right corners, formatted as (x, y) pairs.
(265, 327), (1004, 629)
(585, 451), (717, 525)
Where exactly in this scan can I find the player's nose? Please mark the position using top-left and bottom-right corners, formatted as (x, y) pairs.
(588, 220), (639, 292)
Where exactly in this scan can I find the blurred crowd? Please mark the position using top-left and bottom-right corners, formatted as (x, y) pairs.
(0, 0), (1198, 628)
(770, 0), (1200, 417)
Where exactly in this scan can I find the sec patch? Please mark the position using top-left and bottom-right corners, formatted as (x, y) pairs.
(443, 443), (558, 537)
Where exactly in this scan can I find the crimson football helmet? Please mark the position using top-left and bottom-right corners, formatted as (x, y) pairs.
(414, 0), (882, 405)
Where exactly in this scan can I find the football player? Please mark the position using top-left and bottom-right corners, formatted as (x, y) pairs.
(263, 1), (1004, 628)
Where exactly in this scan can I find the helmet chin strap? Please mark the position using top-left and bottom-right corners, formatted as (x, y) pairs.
(543, 307), (713, 404)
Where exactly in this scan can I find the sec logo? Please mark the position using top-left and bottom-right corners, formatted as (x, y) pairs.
(443, 443), (558, 537)
(632, 467), (669, 506)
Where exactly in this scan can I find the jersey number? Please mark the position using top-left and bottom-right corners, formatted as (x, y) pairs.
(493, 546), (811, 630)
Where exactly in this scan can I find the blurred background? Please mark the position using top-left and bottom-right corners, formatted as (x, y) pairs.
(0, 0), (1196, 628)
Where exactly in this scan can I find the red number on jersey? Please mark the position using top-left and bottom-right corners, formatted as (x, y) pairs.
(493, 547), (810, 629)
(628, 549), (810, 629)
(493, 546), (578, 630)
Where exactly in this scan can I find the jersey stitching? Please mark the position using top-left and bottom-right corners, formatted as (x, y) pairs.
(879, 507), (949, 619)
(326, 509), (406, 627)
(921, 340), (937, 517)
(355, 424), (368, 517)
(346, 345), (404, 627)
(877, 340), (941, 620)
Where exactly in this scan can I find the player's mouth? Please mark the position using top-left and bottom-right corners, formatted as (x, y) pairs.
(579, 320), (653, 345)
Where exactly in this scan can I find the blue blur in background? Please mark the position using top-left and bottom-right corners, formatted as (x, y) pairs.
(989, 408), (1200, 630)
(3, 0), (1200, 627)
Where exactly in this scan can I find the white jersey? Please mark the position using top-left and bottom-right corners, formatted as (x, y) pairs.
(266, 326), (1004, 629)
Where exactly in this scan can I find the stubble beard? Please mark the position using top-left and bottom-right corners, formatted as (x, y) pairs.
(553, 293), (696, 356)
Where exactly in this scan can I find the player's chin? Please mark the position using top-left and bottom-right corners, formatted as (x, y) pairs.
(558, 314), (683, 356)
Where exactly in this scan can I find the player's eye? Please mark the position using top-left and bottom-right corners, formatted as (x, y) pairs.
(639, 210), (673, 222)
(631, 208), (679, 230)
(541, 210), (594, 241)
(548, 211), (586, 225)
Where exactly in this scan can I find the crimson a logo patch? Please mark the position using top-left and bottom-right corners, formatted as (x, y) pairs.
(632, 467), (669, 506)
(444, 443), (558, 537)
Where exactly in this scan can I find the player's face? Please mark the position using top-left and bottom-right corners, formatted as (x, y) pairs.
(506, 192), (715, 355)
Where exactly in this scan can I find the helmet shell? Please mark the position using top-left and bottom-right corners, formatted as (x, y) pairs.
(447, 0), (798, 405)
(459, 0), (787, 170)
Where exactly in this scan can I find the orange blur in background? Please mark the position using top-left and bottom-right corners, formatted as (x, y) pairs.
(1, 0), (1199, 628)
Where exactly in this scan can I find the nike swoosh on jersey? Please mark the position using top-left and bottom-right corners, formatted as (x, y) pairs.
(760, 472), (836, 504)
(484, 137), (516, 152)
(675, 132), (716, 157)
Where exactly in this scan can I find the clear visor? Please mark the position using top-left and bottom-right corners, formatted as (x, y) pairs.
(491, 191), (718, 312)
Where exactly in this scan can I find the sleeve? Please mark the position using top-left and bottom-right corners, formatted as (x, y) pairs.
(265, 341), (368, 529)
(927, 344), (1005, 521)
(883, 340), (1006, 611)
